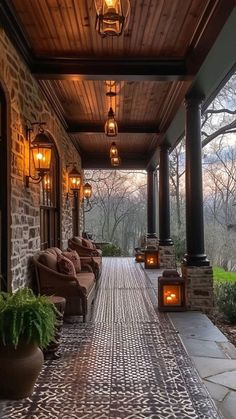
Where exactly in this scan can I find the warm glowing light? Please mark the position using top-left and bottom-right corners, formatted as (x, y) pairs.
(105, 0), (117, 7)
(32, 148), (52, 172)
(83, 183), (92, 199)
(68, 166), (81, 192)
(110, 142), (118, 158)
(163, 285), (181, 306)
(95, 0), (130, 37)
(105, 107), (118, 136)
(111, 156), (121, 166)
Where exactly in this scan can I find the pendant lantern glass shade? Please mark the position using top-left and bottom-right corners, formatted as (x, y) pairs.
(110, 142), (118, 158)
(105, 107), (118, 137)
(111, 156), (121, 166)
(94, 0), (130, 37)
(68, 166), (81, 192)
(31, 132), (52, 175)
(83, 183), (93, 200)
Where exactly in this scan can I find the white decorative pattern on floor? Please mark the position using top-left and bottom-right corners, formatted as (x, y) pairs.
(0, 258), (220, 418)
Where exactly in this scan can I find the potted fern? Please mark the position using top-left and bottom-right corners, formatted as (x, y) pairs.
(0, 288), (57, 399)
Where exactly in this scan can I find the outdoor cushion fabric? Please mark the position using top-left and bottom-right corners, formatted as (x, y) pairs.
(38, 252), (58, 272)
(57, 254), (76, 277)
(62, 250), (81, 273)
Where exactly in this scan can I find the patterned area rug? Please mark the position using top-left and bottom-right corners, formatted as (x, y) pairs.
(0, 258), (220, 419)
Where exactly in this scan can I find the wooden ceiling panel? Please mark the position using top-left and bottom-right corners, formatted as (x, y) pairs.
(72, 132), (158, 155)
(11, 0), (215, 58)
(44, 79), (176, 125)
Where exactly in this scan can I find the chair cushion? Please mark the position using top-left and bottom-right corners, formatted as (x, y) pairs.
(57, 254), (76, 277)
(73, 237), (82, 245)
(92, 256), (102, 267)
(45, 247), (62, 257)
(76, 272), (95, 294)
(82, 238), (94, 249)
(62, 250), (81, 273)
(38, 252), (58, 271)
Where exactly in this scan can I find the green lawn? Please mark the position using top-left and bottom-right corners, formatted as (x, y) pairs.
(213, 267), (236, 282)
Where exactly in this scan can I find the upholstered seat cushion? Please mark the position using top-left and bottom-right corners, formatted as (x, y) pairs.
(38, 252), (58, 272)
(92, 256), (102, 267)
(76, 272), (95, 294)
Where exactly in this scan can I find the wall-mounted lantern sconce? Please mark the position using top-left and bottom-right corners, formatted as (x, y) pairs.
(66, 164), (81, 199)
(111, 156), (121, 166)
(25, 122), (53, 187)
(94, 0), (131, 37)
(110, 142), (118, 158)
(83, 182), (92, 202)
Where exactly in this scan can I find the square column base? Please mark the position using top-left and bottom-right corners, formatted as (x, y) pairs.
(181, 264), (214, 314)
(146, 237), (159, 248)
(159, 245), (176, 269)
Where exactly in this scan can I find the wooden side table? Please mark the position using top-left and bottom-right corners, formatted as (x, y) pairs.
(44, 296), (66, 360)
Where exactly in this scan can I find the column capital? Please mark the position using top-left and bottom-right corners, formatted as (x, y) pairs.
(159, 143), (171, 152)
(185, 91), (205, 108)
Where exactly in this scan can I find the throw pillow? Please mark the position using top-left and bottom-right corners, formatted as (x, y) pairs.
(62, 250), (81, 273)
(57, 254), (76, 277)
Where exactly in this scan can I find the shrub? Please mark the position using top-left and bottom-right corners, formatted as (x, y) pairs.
(215, 280), (236, 323)
(101, 243), (123, 256)
(0, 288), (57, 348)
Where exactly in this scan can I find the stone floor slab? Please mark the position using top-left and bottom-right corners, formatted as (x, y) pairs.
(168, 312), (228, 342)
(192, 357), (236, 379)
(208, 370), (236, 390)
(221, 391), (236, 419)
(181, 336), (228, 358)
(203, 380), (229, 402)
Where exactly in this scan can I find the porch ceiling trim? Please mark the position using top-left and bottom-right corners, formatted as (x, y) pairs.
(68, 123), (159, 135)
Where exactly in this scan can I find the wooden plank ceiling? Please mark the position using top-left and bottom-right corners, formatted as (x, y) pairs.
(6, 0), (234, 168)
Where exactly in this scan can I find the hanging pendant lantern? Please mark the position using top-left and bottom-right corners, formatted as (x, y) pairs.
(111, 156), (121, 167)
(105, 107), (118, 137)
(94, 0), (130, 37)
(110, 142), (118, 158)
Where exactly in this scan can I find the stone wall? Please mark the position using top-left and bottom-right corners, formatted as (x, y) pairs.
(0, 29), (82, 290)
(182, 265), (214, 313)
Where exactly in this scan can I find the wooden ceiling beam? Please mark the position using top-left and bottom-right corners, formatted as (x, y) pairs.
(82, 156), (148, 170)
(31, 58), (189, 82)
(68, 123), (159, 134)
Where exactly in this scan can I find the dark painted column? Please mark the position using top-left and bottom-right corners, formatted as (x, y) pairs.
(159, 144), (172, 246)
(147, 169), (156, 237)
(184, 93), (209, 266)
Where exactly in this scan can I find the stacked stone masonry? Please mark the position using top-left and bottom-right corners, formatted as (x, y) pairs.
(182, 265), (214, 313)
(0, 29), (82, 290)
(159, 245), (176, 269)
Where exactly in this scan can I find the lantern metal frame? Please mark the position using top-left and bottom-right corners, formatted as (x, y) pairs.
(25, 122), (53, 188)
(158, 271), (186, 312)
(94, 0), (130, 37)
(144, 247), (160, 269)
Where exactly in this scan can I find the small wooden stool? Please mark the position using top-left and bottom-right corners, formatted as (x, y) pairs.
(44, 296), (66, 360)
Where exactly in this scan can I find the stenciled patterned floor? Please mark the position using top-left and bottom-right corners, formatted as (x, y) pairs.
(0, 258), (221, 419)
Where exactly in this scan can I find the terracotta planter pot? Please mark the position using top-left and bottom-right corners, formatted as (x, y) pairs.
(0, 342), (44, 399)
